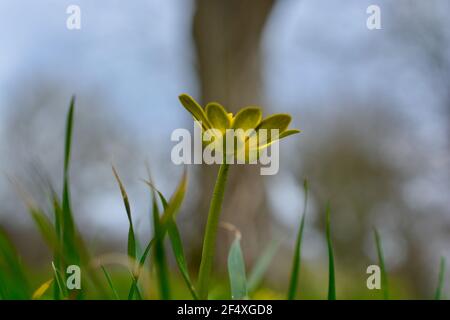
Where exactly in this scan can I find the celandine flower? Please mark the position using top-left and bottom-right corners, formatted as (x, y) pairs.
(179, 94), (300, 162)
(178, 93), (301, 299)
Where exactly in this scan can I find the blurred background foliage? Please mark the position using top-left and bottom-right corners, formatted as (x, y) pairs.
(0, 0), (449, 299)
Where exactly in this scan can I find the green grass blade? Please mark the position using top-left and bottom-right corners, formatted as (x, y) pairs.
(128, 182), (165, 300)
(151, 170), (188, 300)
(51, 261), (67, 298)
(29, 208), (58, 251)
(50, 193), (99, 298)
(152, 191), (171, 300)
(158, 170), (187, 231)
(128, 170), (188, 300)
(139, 238), (155, 266)
(51, 195), (63, 300)
(101, 266), (120, 300)
(287, 179), (308, 300)
(61, 96), (78, 266)
(51, 193), (63, 275)
(434, 256), (446, 300)
(227, 236), (248, 300)
(128, 278), (142, 300)
(128, 273), (143, 300)
(0, 228), (30, 299)
(144, 177), (198, 299)
(247, 239), (281, 293)
(112, 166), (136, 260)
(127, 238), (154, 299)
(373, 228), (389, 300)
(167, 220), (198, 299)
(112, 166), (142, 300)
(64, 96), (75, 179)
(326, 203), (336, 300)
(32, 278), (53, 300)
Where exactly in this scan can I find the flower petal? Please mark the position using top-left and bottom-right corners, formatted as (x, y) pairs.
(254, 129), (300, 152)
(279, 129), (301, 139)
(256, 114), (292, 146)
(232, 107), (262, 131)
(206, 102), (230, 133)
(178, 94), (210, 129)
(256, 114), (291, 133)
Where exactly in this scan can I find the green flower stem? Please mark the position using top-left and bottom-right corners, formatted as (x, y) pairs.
(197, 163), (230, 299)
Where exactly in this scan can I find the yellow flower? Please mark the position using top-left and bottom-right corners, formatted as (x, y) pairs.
(178, 93), (300, 159)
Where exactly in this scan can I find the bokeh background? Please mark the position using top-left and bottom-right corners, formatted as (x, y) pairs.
(0, 0), (449, 299)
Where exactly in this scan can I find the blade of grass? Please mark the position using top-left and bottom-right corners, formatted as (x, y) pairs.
(112, 166), (136, 260)
(32, 279), (53, 300)
(247, 238), (282, 293)
(157, 170), (188, 231)
(52, 191), (98, 299)
(144, 178), (198, 299)
(61, 96), (78, 266)
(128, 170), (188, 299)
(15, 100), (102, 299)
(152, 190), (171, 300)
(52, 192), (62, 243)
(287, 179), (308, 300)
(29, 208), (58, 252)
(167, 220), (198, 299)
(227, 233), (248, 300)
(136, 169), (187, 260)
(51, 193), (63, 275)
(128, 239), (153, 300)
(51, 261), (68, 298)
(11, 179), (59, 255)
(128, 275), (143, 300)
(373, 228), (389, 300)
(434, 256), (446, 300)
(0, 228), (30, 299)
(101, 265), (120, 300)
(139, 238), (155, 267)
(326, 203), (336, 300)
(152, 170), (188, 300)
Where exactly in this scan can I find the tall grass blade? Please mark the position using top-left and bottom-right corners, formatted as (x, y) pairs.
(287, 179), (308, 300)
(167, 220), (198, 299)
(247, 239), (281, 293)
(128, 239), (153, 299)
(152, 191), (171, 300)
(51, 193), (63, 273)
(152, 170), (188, 300)
(139, 238), (155, 267)
(373, 228), (389, 300)
(51, 261), (67, 298)
(127, 171), (187, 299)
(128, 273), (144, 300)
(29, 208), (58, 252)
(112, 166), (136, 260)
(61, 96), (79, 266)
(227, 235), (248, 300)
(326, 203), (336, 300)
(101, 266), (120, 300)
(145, 178), (198, 299)
(32, 279), (53, 300)
(158, 170), (187, 231)
(0, 228), (30, 299)
(434, 256), (446, 300)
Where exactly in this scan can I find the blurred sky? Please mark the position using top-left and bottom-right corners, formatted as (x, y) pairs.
(0, 0), (449, 254)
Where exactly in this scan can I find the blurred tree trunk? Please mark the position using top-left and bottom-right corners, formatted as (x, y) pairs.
(188, 0), (275, 271)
